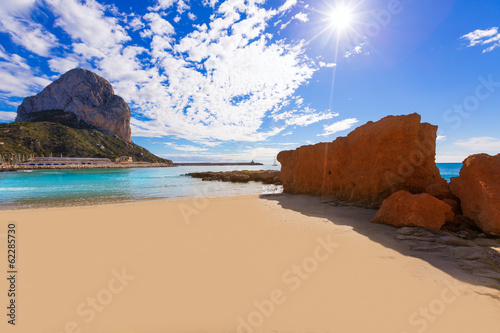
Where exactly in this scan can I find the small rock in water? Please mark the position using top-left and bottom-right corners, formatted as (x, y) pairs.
(188, 170), (281, 185)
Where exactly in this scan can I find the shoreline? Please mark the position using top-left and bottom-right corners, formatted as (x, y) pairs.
(0, 162), (172, 172)
(0, 193), (263, 212)
(0, 162), (271, 172)
(0, 188), (284, 211)
(1, 194), (499, 332)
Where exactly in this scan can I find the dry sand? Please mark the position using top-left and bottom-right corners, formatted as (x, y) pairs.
(1, 194), (499, 333)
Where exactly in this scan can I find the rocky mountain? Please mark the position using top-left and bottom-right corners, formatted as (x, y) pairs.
(16, 68), (131, 141)
(4, 68), (171, 164)
(0, 121), (171, 164)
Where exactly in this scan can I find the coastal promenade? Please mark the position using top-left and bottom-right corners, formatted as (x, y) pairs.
(172, 162), (264, 166)
(0, 162), (171, 172)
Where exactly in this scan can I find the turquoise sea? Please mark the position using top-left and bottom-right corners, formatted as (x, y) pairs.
(436, 163), (462, 181)
(0, 163), (461, 209)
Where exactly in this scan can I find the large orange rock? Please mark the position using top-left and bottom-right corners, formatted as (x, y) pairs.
(371, 190), (454, 229)
(450, 154), (500, 235)
(277, 114), (447, 206)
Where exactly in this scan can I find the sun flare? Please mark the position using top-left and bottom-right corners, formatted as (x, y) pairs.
(328, 5), (353, 31)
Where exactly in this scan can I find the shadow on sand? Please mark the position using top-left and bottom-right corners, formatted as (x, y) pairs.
(261, 193), (500, 295)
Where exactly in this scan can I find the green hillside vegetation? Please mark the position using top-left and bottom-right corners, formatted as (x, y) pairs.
(0, 121), (171, 164)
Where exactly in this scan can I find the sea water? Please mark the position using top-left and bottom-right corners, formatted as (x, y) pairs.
(0, 163), (461, 209)
(436, 163), (462, 181)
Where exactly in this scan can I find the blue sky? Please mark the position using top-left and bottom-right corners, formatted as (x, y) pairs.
(0, 0), (499, 163)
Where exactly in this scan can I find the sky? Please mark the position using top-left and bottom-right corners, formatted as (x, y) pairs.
(0, 0), (499, 163)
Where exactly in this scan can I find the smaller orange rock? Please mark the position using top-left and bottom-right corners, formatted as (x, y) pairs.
(371, 190), (454, 229)
(450, 153), (500, 235)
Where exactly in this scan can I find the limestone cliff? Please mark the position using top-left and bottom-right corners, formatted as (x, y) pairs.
(16, 68), (131, 142)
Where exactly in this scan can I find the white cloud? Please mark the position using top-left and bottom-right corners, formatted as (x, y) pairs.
(483, 42), (500, 53)
(163, 146), (284, 163)
(0, 0), (58, 57)
(280, 20), (291, 30)
(130, 118), (169, 138)
(164, 142), (209, 152)
(40, 0), (155, 104)
(202, 0), (219, 8)
(272, 107), (337, 127)
(192, 140), (222, 147)
(454, 137), (500, 152)
(0, 49), (52, 98)
(279, 0), (297, 13)
(143, 12), (175, 37)
(461, 27), (500, 53)
(149, 0), (176, 10)
(129, 1), (316, 142)
(280, 12), (309, 30)
(0, 0), (333, 145)
(435, 154), (469, 164)
(318, 118), (359, 136)
(0, 111), (17, 122)
(129, 17), (145, 31)
(176, 0), (190, 14)
(149, 0), (190, 14)
(345, 44), (366, 58)
(48, 57), (80, 74)
(437, 135), (446, 141)
(461, 28), (498, 46)
(188, 12), (197, 21)
(294, 12), (309, 23)
(47, 0), (130, 50)
(319, 61), (336, 68)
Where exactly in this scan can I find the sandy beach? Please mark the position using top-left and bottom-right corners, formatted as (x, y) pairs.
(1, 194), (500, 333)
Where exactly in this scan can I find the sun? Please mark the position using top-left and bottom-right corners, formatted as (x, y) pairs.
(328, 5), (353, 31)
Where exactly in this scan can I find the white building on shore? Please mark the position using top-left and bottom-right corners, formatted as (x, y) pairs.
(18, 157), (114, 166)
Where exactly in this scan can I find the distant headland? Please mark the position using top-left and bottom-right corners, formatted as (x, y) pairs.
(0, 68), (172, 169)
